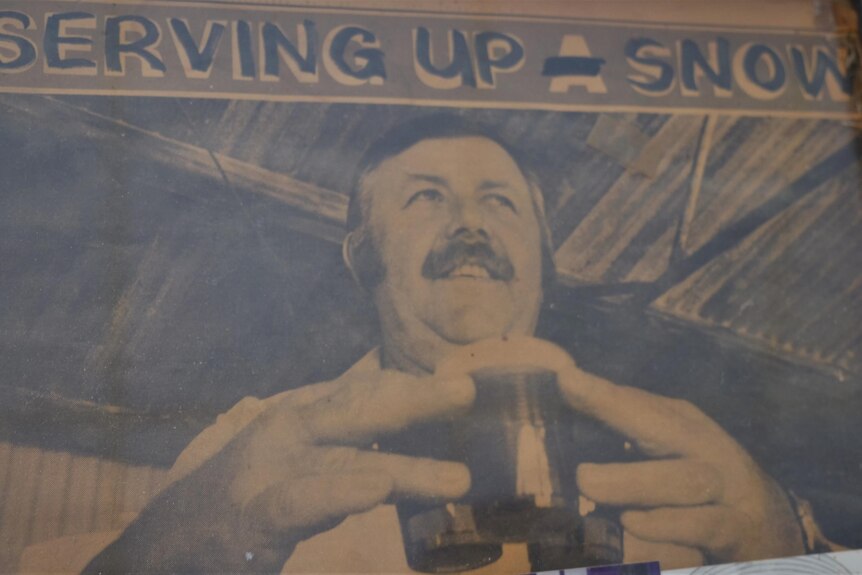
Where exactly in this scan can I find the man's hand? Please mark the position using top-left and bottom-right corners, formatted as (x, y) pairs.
(84, 369), (475, 573)
(559, 364), (805, 567)
(435, 336), (804, 569)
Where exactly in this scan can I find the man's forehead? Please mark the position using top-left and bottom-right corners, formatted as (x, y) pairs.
(363, 135), (528, 187)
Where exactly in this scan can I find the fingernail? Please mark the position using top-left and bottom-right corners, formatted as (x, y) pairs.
(438, 463), (471, 495)
(439, 375), (476, 408)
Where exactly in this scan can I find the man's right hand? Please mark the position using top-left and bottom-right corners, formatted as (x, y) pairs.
(83, 369), (475, 573)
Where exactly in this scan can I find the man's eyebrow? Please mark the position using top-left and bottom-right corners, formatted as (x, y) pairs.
(405, 173), (449, 186)
(477, 179), (515, 191)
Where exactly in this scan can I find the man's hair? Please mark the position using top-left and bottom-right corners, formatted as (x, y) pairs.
(345, 113), (557, 289)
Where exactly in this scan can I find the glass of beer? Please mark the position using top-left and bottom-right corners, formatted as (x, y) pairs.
(387, 338), (625, 573)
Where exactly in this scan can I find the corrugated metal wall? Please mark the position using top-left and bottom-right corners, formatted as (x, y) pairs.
(0, 442), (167, 571)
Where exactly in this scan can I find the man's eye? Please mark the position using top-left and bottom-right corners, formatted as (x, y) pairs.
(405, 188), (444, 207)
(484, 193), (517, 212)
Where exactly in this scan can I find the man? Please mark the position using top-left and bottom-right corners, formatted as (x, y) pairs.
(85, 115), (808, 573)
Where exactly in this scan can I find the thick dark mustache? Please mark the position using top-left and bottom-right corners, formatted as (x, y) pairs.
(422, 236), (515, 281)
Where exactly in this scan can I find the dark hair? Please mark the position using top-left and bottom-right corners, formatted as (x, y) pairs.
(345, 113), (556, 289)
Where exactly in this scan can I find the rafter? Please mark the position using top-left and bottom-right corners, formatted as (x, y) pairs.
(637, 132), (862, 306)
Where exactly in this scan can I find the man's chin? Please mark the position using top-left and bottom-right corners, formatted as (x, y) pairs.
(417, 278), (541, 345)
(437, 324), (509, 346)
(428, 297), (518, 345)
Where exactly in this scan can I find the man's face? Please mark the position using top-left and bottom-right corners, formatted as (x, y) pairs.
(360, 136), (544, 371)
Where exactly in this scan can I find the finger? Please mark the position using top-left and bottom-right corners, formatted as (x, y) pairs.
(577, 460), (723, 507)
(435, 336), (574, 377)
(248, 470), (394, 534)
(317, 446), (471, 500)
(621, 505), (745, 558)
(298, 372), (475, 444)
(558, 365), (731, 458)
(623, 531), (704, 570)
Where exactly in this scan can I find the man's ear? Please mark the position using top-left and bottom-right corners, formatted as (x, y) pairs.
(342, 231), (365, 290)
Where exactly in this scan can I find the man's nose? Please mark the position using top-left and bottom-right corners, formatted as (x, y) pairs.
(446, 197), (486, 237)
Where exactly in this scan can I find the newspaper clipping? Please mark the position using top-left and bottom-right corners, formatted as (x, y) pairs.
(0, 1), (860, 573)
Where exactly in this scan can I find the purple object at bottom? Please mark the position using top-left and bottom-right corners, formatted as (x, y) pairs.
(587, 561), (661, 575)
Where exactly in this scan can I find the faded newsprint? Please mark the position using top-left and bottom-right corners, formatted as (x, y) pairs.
(0, 1), (861, 573)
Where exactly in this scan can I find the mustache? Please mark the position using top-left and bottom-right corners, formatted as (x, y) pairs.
(421, 234), (515, 281)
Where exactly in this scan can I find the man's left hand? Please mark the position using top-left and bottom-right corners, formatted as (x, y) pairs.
(436, 336), (806, 569)
(560, 363), (805, 567)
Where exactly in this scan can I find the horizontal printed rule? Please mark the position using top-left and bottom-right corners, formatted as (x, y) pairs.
(0, 0), (857, 118)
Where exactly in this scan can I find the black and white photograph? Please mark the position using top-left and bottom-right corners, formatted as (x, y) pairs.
(1, 1), (861, 573)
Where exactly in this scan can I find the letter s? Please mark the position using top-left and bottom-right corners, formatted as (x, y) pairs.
(0, 11), (37, 72)
(625, 37), (674, 96)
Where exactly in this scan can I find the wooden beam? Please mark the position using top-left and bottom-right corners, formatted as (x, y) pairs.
(1, 95), (349, 241)
(636, 132), (862, 306)
(677, 114), (718, 256)
(209, 150), (347, 237)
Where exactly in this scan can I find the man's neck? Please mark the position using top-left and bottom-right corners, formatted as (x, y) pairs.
(380, 337), (435, 376)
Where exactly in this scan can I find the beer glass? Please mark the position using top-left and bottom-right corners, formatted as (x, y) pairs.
(386, 338), (625, 573)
